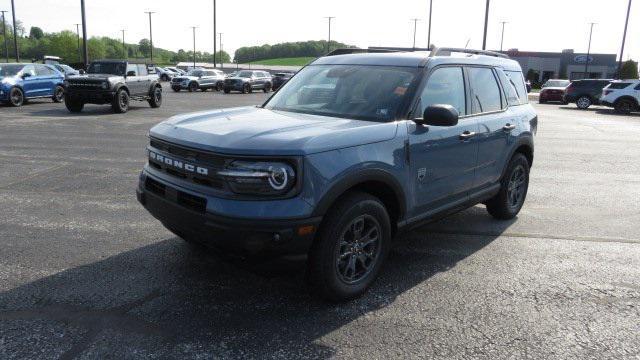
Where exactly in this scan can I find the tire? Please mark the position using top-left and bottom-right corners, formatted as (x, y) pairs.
(242, 83), (251, 94)
(64, 95), (84, 113)
(223, 88), (231, 94)
(188, 82), (198, 92)
(161, 74), (169, 82)
(111, 88), (129, 113)
(576, 96), (592, 109)
(215, 82), (223, 91)
(263, 83), (272, 93)
(172, 86), (181, 92)
(148, 86), (162, 108)
(486, 153), (530, 220)
(8, 87), (24, 107)
(52, 85), (65, 103)
(308, 191), (391, 302)
(614, 99), (633, 115)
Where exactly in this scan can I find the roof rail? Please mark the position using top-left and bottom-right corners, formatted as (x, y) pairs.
(429, 46), (509, 59)
(326, 48), (401, 56)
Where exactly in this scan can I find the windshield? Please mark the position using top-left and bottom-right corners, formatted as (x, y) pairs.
(0, 64), (24, 77)
(543, 80), (570, 88)
(236, 71), (254, 78)
(87, 62), (126, 75)
(264, 64), (418, 122)
(187, 70), (204, 77)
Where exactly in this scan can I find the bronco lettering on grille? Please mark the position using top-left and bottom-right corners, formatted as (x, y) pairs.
(149, 151), (209, 175)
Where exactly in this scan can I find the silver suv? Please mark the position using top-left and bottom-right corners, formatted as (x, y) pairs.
(171, 69), (226, 92)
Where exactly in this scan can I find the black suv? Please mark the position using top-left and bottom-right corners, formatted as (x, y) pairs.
(563, 79), (612, 109)
(223, 70), (272, 93)
(65, 60), (162, 113)
(271, 72), (295, 91)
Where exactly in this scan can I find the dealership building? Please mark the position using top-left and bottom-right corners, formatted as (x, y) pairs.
(501, 49), (618, 82)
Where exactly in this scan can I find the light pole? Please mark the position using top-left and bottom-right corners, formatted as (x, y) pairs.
(584, 22), (596, 78)
(120, 29), (126, 58)
(145, 11), (155, 62)
(411, 18), (420, 50)
(482, 0), (490, 50)
(427, 0), (433, 47)
(10, 0), (18, 61)
(218, 32), (223, 68)
(1, 11), (8, 63)
(212, 0), (216, 67)
(191, 26), (197, 69)
(499, 21), (508, 51)
(324, 16), (335, 53)
(617, 0), (632, 78)
(80, 0), (88, 67)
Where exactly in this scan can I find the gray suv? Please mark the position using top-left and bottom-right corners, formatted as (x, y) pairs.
(137, 47), (537, 301)
(223, 70), (272, 93)
(171, 69), (226, 92)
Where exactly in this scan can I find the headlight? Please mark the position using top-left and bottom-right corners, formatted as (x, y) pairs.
(218, 160), (296, 196)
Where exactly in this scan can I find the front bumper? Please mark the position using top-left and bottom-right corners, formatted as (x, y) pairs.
(66, 89), (116, 104)
(136, 171), (321, 256)
(539, 92), (565, 102)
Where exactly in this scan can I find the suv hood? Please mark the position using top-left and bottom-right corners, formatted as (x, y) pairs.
(67, 73), (123, 81)
(150, 106), (399, 156)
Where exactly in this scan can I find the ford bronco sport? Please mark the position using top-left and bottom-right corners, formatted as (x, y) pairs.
(137, 47), (537, 301)
(65, 60), (162, 113)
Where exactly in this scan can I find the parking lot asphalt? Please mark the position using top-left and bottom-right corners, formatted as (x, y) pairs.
(1, 86), (639, 359)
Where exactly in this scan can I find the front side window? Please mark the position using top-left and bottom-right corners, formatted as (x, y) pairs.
(187, 70), (203, 77)
(237, 71), (253, 78)
(419, 66), (466, 116)
(35, 65), (54, 76)
(265, 64), (418, 122)
(468, 67), (502, 114)
(0, 64), (25, 77)
(22, 65), (36, 77)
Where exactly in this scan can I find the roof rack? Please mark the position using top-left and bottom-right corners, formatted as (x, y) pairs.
(326, 48), (401, 56)
(429, 46), (509, 59)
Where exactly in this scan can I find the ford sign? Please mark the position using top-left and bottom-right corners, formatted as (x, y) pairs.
(574, 55), (594, 64)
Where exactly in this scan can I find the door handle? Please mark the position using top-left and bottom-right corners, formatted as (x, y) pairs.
(459, 131), (476, 140)
(503, 123), (516, 131)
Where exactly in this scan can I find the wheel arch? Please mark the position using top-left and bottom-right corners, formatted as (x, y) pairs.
(614, 95), (639, 107)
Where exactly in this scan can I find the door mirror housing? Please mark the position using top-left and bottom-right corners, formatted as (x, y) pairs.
(415, 104), (459, 127)
(79, 69), (86, 75)
(21, 72), (32, 79)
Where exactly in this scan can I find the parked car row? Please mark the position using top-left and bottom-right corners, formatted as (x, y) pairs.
(536, 77), (640, 114)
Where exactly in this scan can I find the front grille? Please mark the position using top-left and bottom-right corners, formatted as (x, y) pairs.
(171, 77), (185, 83)
(67, 80), (104, 90)
(224, 79), (240, 85)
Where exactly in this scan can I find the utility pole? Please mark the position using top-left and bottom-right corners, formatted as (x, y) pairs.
(617, 0), (632, 78)
(1, 11), (8, 63)
(410, 18), (420, 50)
(584, 22), (596, 78)
(482, 0), (490, 50)
(191, 26), (197, 69)
(324, 16), (335, 53)
(499, 21), (508, 51)
(427, 0), (433, 47)
(213, 0), (216, 67)
(10, 0), (18, 61)
(145, 11), (155, 62)
(121, 29), (126, 58)
(74, 23), (81, 61)
(218, 32), (223, 69)
(80, 0), (88, 67)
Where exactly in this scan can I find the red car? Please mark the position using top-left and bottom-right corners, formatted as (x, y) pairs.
(539, 79), (571, 104)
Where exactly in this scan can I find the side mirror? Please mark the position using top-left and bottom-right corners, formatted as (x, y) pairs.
(22, 73), (32, 79)
(79, 69), (86, 75)
(415, 104), (459, 127)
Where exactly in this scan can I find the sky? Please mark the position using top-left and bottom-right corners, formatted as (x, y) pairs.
(1, 0), (638, 61)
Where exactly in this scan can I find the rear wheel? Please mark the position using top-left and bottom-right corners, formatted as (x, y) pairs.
(8, 87), (24, 107)
(576, 96), (592, 109)
(614, 99), (633, 115)
(52, 85), (65, 103)
(223, 88), (231, 94)
(111, 88), (129, 113)
(308, 192), (391, 302)
(486, 153), (530, 220)
(148, 86), (162, 108)
(215, 82), (223, 91)
(64, 95), (84, 113)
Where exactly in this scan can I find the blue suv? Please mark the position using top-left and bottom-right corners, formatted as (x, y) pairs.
(137, 47), (537, 301)
(0, 63), (66, 107)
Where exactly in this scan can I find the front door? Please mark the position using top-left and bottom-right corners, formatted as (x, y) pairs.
(408, 66), (479, 217)
(20, 65), (40, 97)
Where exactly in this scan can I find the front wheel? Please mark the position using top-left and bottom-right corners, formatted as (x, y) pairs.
(614, 99), (633, 115)
(64, 95), (84, 112)
(576, 96), (592, 109)
(215, 82), (223, 91)
(486, 153), (530, 220)
(263, 83), (272, 93)
(8, 87), (24, 107)
(171, 86), (181, 92)
(188, 82), (198, 92)
(242, 83), (251, 94)
(148, 87), (162, 108)
(223, 88), (231, 94)
(52, 85), (65, 103)
(308, 191), (391, 302)
(111, 88), (129, 113)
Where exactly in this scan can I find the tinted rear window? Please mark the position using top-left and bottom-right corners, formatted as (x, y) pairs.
(608, 82), (632, 89)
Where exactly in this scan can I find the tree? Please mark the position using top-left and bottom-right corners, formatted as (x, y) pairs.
(215, 50), (231, 63)
(619, 60), (639, 79)
(29, 27), (44, 40)
(138, 39), (151, 58)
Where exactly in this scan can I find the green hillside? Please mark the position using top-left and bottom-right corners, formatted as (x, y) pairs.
(248, 57), (315, 66)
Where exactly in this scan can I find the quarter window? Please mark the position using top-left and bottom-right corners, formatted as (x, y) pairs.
(496, 69), (521, 106)
(419, 66), (466, 116)
(126, 64), (138, 76)
(468, 67), (502, 114)
(505, 70), (528, 104)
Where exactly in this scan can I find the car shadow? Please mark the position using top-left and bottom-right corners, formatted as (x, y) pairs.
(0, 206), (515, 358)
(24, 105), (149, 118)
(557, 106), (640, 117)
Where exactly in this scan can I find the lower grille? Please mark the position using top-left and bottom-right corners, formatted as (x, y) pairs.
(177, 191), (206, 213)
(145, 177), (166, 196)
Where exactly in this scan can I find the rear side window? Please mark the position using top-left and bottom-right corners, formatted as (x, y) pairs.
(35, 65), (55, 76)
(137, 64), (148, 76)
(496, 69), (521, 106)
(505, 71), (528, 104)
(126, 64), (137, 76)
(608, 82), (632, 89)
(635, 83), (640, 90)
(468, 67), (502, 113)
(419, 66), (466, 116)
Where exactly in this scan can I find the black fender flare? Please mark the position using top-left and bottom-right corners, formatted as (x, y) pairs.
(311, 168), (407, 221)
(113, 83), (129, 94)
(500, 134), (534, 179)
(148, 80), (162, 95)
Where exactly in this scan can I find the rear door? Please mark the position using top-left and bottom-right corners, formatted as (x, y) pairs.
(34, 65), (58, 96)
(407, 66), (479, 216)
(136, 64), (151, 95)
(20, 65), (39, 97)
